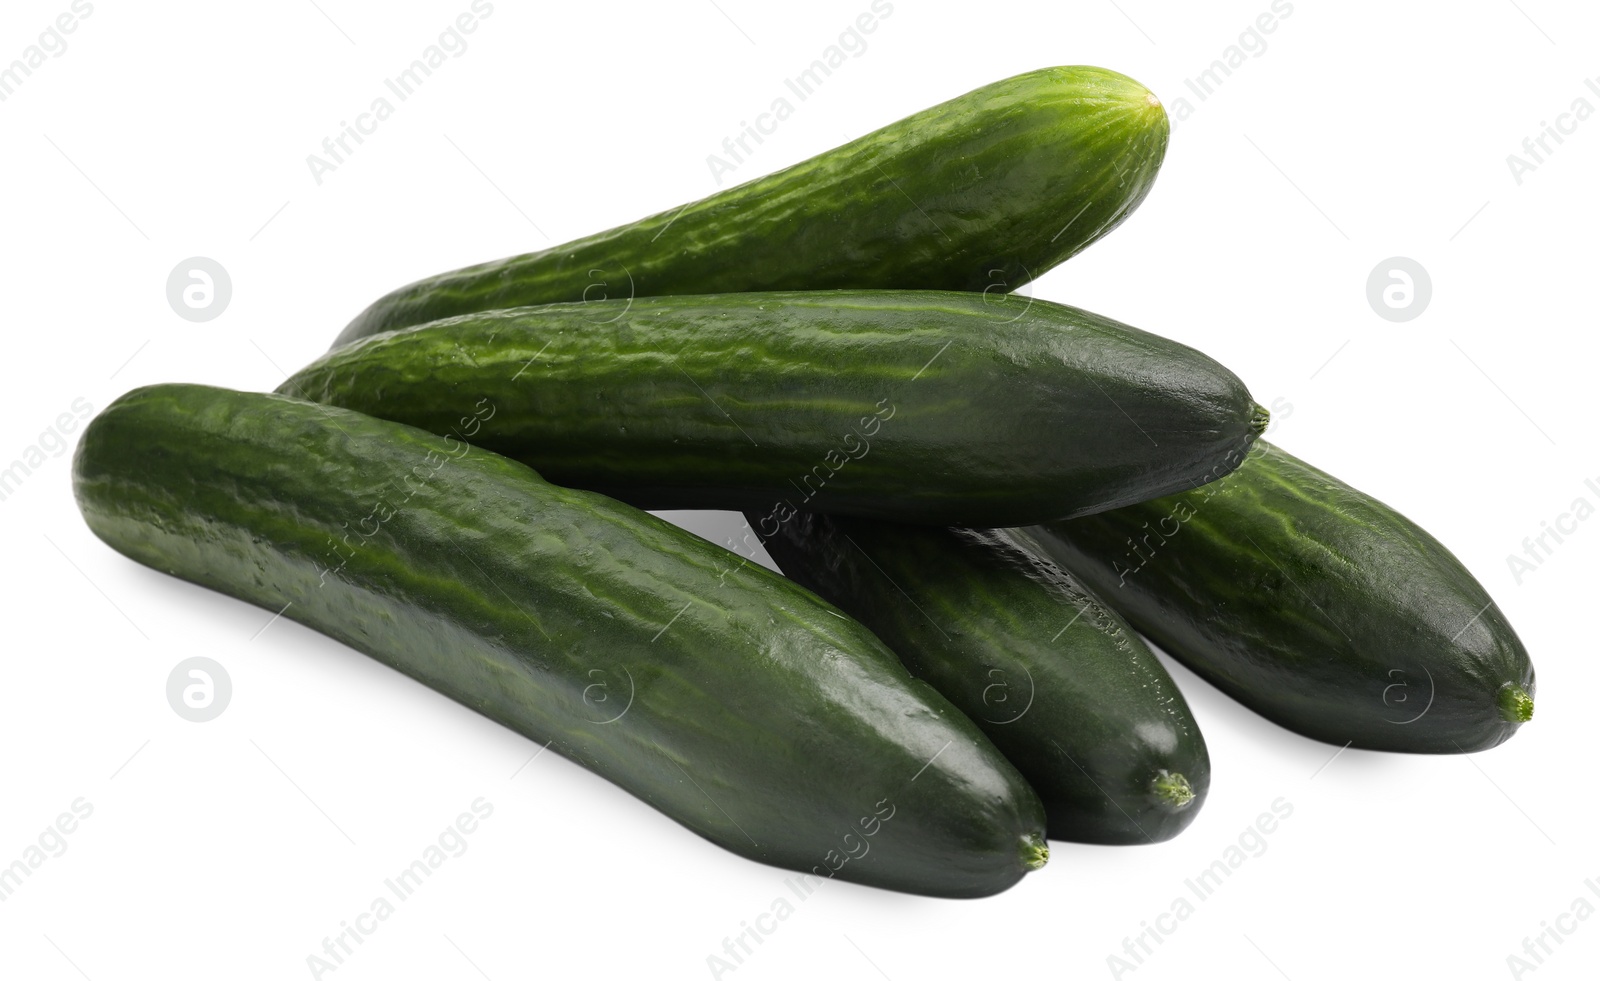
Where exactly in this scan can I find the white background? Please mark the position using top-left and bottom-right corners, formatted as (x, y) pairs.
(1, 1), (1595, 978)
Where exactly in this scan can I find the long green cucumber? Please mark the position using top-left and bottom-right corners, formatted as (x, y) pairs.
(285, 291), (1267, 527)
(1029, 440), (1536, 753)
(749, 512), (1209, 844)
(74, 384), (1049, 897)
(332, 66), (1168, 347)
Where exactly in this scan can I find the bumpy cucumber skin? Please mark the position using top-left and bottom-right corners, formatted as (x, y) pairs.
(750, 512), (1208, 844)
(1030, 441), (1536, 753)
(286, 291), (1265, 527)
(73, 384), (1048, 897)
(333, 66), (1168, 347)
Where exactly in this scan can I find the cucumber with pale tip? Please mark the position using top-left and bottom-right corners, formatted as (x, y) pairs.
(332, 65), (1169, 347)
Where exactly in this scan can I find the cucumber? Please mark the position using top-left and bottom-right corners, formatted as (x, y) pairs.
(284, 291), (1267, 527)
(749, 512), (1209, 844)
(1029, 440), (1536, 753)
(74, 384), (1049, 897)
(333, 66), (1168, 347)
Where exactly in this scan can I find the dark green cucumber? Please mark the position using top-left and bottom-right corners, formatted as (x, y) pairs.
(1029, 440), (1536, 753)
(285, 291), (1267, 527)
(74, 384), (1049, 897)
(333, 66), (1168, 347)
(749, 512), (1209, 844)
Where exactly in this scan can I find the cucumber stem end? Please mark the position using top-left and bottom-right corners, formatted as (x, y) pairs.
(1497, 684), (1534, 724)
(1249, 402), (1271, 437)
(1020, 833), (1049, 871)
(1152, 770), (1195, 809)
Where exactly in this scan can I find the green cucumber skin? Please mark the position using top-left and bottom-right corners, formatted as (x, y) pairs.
(1029, 441), (1536, 754)
(333, 66), (1168, 347)
(286, 291), (1265, 527)
(74, 384), (1049, 898)
(749, 512), (1208, 844)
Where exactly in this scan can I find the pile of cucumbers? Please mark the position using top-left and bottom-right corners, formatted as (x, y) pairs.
(74, 66), (1535, 899)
